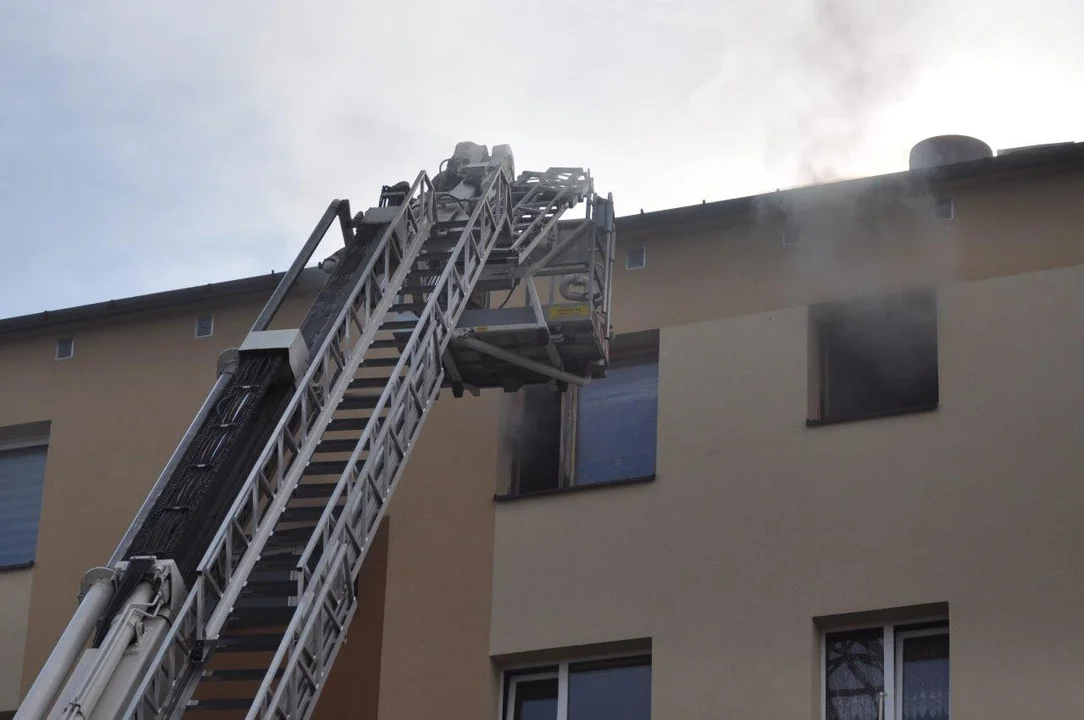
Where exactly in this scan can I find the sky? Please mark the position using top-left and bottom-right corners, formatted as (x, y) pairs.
(1, 0), (1083, 318)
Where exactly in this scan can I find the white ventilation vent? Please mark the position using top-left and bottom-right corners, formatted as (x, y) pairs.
(195, 314), (215, 339)
(626, 246), (646, 270)
(55, 337), (74, 360)
(934, 195), (954, 221)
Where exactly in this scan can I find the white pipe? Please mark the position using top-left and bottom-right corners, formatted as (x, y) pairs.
(15, 581), (114, 720)
(62, 582), (155, 719)
(453, 335), (590, 387)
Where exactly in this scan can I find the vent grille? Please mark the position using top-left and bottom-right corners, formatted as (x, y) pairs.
(195, 314), (214, 339)
(56, 337), (74, 360)
(626, 246), (646, 270)
(782, 222), (803, 246)
(934, 195), (954, 221)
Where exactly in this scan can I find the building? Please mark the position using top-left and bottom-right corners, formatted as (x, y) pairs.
(2, 136), (1084, 719)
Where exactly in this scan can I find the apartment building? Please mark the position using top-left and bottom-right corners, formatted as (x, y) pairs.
(2, 136), (1083, 718)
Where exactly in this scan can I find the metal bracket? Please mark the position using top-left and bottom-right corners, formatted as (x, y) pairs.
(452, 333), (589, 387)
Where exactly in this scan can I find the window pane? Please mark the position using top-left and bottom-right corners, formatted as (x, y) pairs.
(900, 634), (949, 720)
(575, 363), (658, 485)
(568, 659), (651, 720)
(825, 628), (884, 720)
(0, 445), (48, 567)
(511, 678), (558, 720)
(514, 385), (563, 493)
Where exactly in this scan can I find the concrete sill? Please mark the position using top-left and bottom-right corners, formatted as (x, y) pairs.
(0, 561), (34, 572)
(806, 403), (939, 428)
(495, 475), (655, 502)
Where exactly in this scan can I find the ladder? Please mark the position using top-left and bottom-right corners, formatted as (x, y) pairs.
(119, 162), (593, 718)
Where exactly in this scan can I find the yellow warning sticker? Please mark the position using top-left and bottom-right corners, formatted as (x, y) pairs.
(546, 304), (590, 321)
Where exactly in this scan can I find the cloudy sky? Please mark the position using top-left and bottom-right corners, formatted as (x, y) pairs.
(2, 0), (1082, 318)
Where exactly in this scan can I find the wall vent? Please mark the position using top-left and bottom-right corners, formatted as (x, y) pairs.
(56, 337), (74, 360)
(195, 314), (215, 339)
(934, 195), (954, 221)
(626, 246), (646, 270)
(782, 222), (803, 246)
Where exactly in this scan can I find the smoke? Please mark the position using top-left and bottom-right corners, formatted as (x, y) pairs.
(766, 0), (929, 185)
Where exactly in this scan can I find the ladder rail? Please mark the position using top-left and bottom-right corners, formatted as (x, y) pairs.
(252, 166), (515, 718)
(126, 171), (437, 717)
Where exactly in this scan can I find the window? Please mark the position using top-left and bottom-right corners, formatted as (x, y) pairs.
(56, 337), (74, 360)
(503, 655), (651, 720)
(782, 219), (803, 246)
(626, 246), (646, 270)
(0, 424), (50, 569)
(509, 332), (659, 495)
(824, 622), (949, 720)
(195, 313), (215, 338)
(934, 195), (953, 221)
(810, 291), (938, 425)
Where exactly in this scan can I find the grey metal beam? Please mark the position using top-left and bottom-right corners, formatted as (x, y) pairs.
(452, 334), (589, 386)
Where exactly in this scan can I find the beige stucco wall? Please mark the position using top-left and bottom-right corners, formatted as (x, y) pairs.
(490, 262), (1084, 718)
(0, 568), (33, 711)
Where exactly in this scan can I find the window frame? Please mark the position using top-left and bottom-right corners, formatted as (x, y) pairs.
(500, 652), (652, 720)
(820, 618), (949, 720)
(808, 290), (939, 426)
(505, 333), (660, 497)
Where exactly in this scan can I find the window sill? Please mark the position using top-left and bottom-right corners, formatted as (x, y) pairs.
(495, 475), (655, 502)
(806, 403), (939, 428)
(0, 561), (34, 572)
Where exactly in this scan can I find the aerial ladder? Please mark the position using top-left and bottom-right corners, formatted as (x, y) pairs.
(17, 142), (615, 719)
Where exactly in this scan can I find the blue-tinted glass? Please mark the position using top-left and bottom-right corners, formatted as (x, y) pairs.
(575, 363), (658, 485)
(512, 678), (558, 720)
(568, 662), (651, 720)
(0, 446), (48, 567)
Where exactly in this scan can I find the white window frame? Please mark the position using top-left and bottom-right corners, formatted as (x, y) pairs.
(499, 652), (650, 720)
(820, 618), (948, 720)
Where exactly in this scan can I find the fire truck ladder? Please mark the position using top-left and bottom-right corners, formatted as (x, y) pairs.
(114, 163), (594, 718)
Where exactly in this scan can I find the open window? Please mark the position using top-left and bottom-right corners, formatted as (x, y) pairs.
(810, 290), (938, 425)
(507, 331), (659, 496)
(503, 655), (651, 720)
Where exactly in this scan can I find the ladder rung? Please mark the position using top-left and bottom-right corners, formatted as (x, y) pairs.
(338, 394), (380, 411)
(279, 505), (328, 524)
(303, 460), (349, 476)
(236, 593), (295, 608)
(349, 376), (392, 390)
(369, 338), (402, 349)
(362, 357), (402, 368)
(202, 667), (285, 682)
(314, 438), (360, 454)
(188, 697), (256, 711)
(380, 319), (418, 330)
(215, 633), (282, 653)
(328, 416), (368, 432)
(390, 303), (426, 314)
(292, 482), (343, 499)
(398, 284), (435, 294)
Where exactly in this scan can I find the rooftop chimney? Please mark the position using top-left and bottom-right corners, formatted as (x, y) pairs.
(909, 135), (993, 170)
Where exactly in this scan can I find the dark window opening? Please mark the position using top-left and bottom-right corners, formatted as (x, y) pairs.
(512, 384), (563, 494)
(934, 195), (954, 221)
(812, 291), (938, 424)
